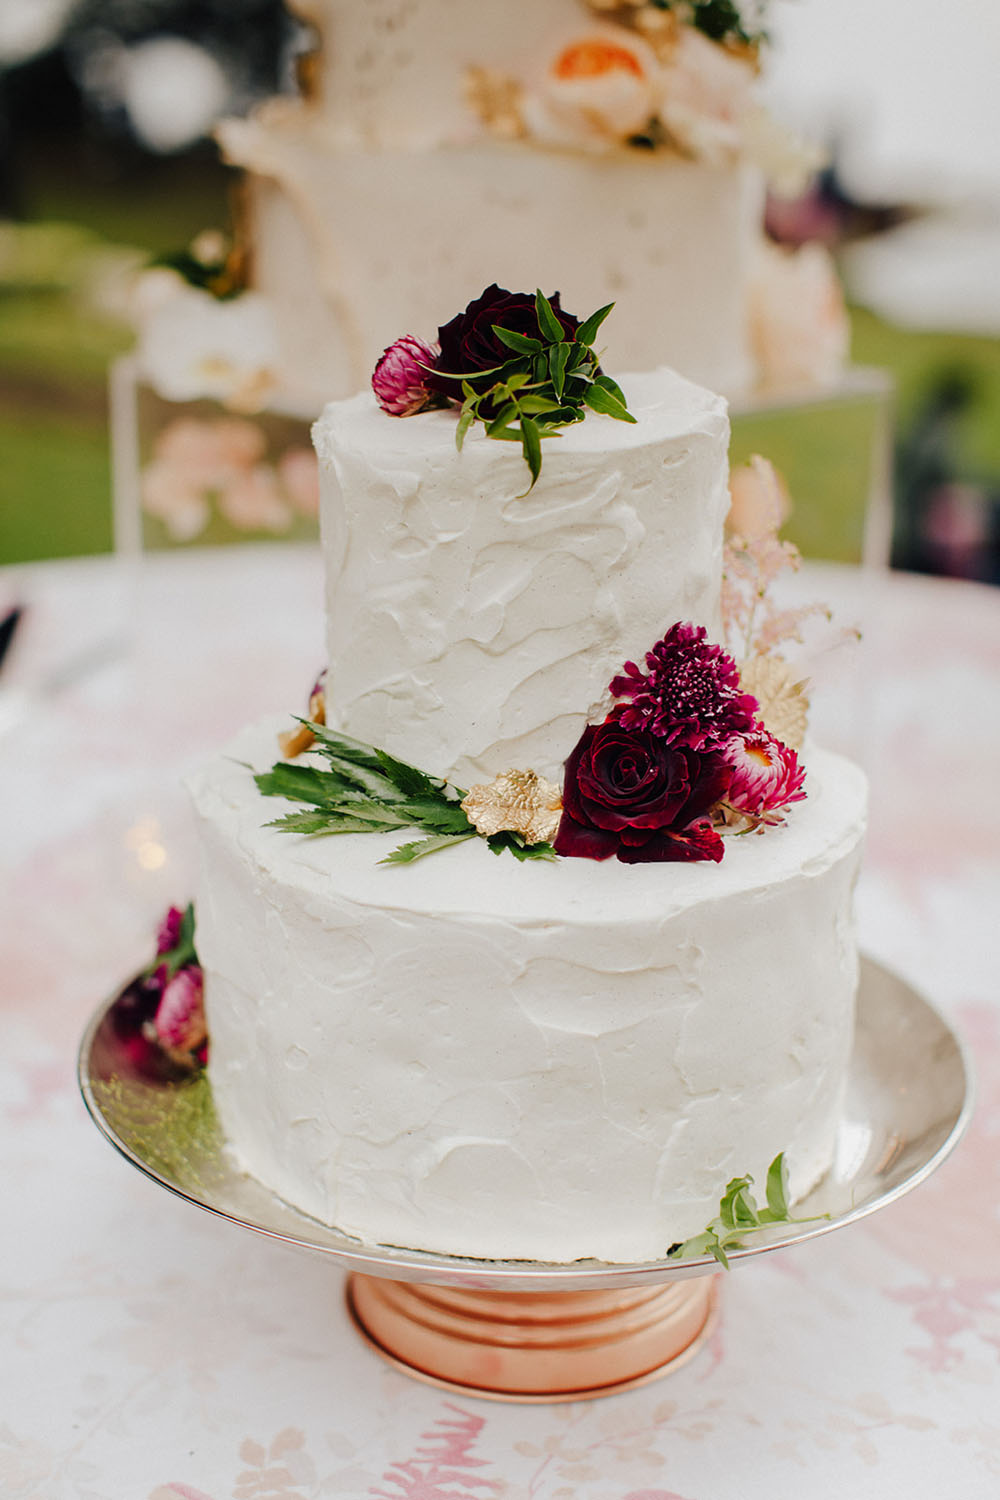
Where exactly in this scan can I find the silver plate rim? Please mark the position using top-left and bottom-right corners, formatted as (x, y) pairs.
(78, 953), (974, 1291)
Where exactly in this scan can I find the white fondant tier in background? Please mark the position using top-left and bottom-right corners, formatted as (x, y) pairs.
(287, 0), (599, 148)
(218, 114), (762, 406)
(188, 723), (867, 1265)
(315, 367), (730, 785)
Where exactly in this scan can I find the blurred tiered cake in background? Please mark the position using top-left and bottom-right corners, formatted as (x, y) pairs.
(114, 0), (892, 563)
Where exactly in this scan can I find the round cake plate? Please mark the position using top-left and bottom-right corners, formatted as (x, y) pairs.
(79, 956), (972, 1402)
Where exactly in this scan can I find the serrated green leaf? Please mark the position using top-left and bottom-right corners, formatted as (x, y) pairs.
(583, 382), (638, 423)
(380, 832), (477, 865)
(373, 749), (445, 799)
(487, 831), (559, 862)
(303, 722), (384, 771)
(492, 324), (543, 354)
(254, 762), (346, 805)
(395, 799), (474, 835)
(575, 301), (615, 347)
(264, 811), (371, 835)
(534, 289), (565, 342)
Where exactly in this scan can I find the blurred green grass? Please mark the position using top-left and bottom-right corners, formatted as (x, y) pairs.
(2, 151), (999, 565)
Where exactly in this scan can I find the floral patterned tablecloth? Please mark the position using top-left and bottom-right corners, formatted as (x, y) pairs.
(2, 545), (999, 1500)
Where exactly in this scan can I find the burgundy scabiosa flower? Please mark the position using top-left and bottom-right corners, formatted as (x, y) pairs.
(429, 283), (581, 396)
(723, 728), (807, 824)
(610, 622), (759, 750)
(554, 718), (730, 863)
(372, 334), (440, 416)
(154, 964), (208, 1060)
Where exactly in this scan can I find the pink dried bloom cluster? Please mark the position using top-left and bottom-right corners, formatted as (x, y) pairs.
(610, 621), (758, 750)
(722, 456), (832, 660)
(154, 966), (207, 1059)
(372, 335), (441, 416)
(722, 728), (806, 825)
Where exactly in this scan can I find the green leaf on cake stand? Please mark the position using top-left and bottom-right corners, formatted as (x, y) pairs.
(255, 722), (558, 865)
(666, 1153), (830, 1268)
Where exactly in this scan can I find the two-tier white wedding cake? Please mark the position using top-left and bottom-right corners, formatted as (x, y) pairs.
(187, 347), (866, 1264)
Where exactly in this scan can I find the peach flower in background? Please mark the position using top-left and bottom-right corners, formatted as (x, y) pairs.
(748, 239), (850, 392)
(522, 30), (661, 148)
(140, 416), (313, 539)
(657, 26), (755, 163)
(278, 447), (321, 517)
(727, 453), (791, 541)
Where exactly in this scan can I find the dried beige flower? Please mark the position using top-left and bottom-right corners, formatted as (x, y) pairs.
(739, 655), (810, 750)
(277, 683), (326, 759)
(461, 769), (563, 845)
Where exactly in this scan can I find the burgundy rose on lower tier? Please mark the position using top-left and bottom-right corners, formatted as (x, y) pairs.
(723, 727), (806, 824)
(372, 334), (440, 416)
(429, 282), (581, 397)
(554, 718), (731, 863)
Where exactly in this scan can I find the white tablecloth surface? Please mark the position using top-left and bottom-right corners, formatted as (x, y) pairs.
(2, 545), (999, 1500)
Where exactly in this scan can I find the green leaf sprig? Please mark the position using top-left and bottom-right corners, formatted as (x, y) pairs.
(255, 722), (558, 866)
(665, 1152), (829, 1268)
(437, 291), (636, 490)
(647, 0), (767, 49)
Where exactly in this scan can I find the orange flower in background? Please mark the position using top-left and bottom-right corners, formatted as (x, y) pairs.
(523, 30), (660, 147)
(553, 38), (646, 80)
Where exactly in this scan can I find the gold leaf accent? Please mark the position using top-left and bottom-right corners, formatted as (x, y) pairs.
(277, 686), (326, 758)
(461, 769), (563, 845)
(463, 66), (526, 139)
(739, 655), (810, 750)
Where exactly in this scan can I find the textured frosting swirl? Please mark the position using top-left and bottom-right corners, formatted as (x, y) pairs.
(315, 367), (730, 782)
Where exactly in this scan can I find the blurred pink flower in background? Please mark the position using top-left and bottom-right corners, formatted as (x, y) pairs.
(748, 239), (850, 391)
(141, 416), (318, 538)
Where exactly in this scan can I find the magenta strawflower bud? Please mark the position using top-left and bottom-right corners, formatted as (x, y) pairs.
(154, 965), (207, 1057)
(372, 335), (440, 416)
(723, 728), (806, 824)
(155, 905), (184, 955)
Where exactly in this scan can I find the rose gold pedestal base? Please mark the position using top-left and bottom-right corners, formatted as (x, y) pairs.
(346, 1274), (719, 1402)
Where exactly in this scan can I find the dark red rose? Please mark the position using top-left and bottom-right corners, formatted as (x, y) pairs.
(429, 284), (581, 397)
(554, 718), (730, 864)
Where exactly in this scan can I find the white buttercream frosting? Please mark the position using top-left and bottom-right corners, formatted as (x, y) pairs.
(189, 723), (866, 1264)
(316, 367), (730, 783)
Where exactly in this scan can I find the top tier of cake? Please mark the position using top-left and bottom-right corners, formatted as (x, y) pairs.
(314, 365), (729, 785)
(289, 0), (600, 147)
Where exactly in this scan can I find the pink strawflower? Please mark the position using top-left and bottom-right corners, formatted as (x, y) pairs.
(372, 335), (440, 416)
(610, 622), (759, 750)
(155, 906), (185, 955)
(154, 965), (207, 1056)
(723, 728), (806, 824)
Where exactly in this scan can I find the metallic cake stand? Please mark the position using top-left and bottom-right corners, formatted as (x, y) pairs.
(79, 956), (971, 1402)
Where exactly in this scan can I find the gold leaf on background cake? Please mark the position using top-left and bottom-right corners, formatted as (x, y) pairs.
(461, 769), (563, 845)
(739, 655), (810, 750)
(463, 67), (526, 139)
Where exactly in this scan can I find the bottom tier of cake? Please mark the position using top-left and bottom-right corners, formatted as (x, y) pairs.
(187, 723), (867, 1264)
